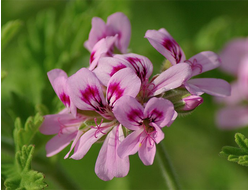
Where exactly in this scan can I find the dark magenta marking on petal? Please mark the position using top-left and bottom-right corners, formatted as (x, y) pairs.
(59, 92), (70, 107)
(148, 109), (163, 123)
(90, 51), (96, 63)
(110, 64), (127, 77)
(126, 57), (147, 81)
(127, 109), (143, 124)
(80, 85), (105, 112)
(162, 38), (183, 63)
(107, 82), (124, 106)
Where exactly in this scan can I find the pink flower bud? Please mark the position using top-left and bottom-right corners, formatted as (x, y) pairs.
(182, 95), (203, 111)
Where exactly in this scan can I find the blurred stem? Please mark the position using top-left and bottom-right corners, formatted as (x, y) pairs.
(156, 142), (181, 190)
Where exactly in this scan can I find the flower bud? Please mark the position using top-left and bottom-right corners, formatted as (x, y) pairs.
(163, 88), (203, 113)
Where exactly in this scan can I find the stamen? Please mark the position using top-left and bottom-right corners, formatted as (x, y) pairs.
(90, 118), (106, 138)
(57, 117), (65, 137)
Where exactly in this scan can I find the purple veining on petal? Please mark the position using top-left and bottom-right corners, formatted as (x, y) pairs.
(126, 57), (147, 81)
(148, 109), (163, 123)
(185, 59), (203, 74)
(80, 85), (105, 112)
(162, 38), (183, 63)
(90, 51), (96, 63)
(127, 109), (143, 125)
(107, 82), (125, 106)
(110, 64), (127, 77)
(59, 92), (70, 107)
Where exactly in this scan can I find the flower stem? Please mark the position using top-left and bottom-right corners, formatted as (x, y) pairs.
(156, 142), (181, 190)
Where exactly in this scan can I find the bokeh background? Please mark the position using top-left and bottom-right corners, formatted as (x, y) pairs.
(2, 0), (248, 189)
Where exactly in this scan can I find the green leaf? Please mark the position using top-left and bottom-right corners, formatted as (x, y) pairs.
(1, 20), (22, 49)
(2, 145), (47, 190)
(220, 133), (248, 166)
(13, 113), (44, 151)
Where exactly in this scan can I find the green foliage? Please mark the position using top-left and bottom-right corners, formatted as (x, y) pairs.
(1, 20), (22, 49)
(2, 145), (47, 190)
(220, 133), (248, 166)
(13, 113), (44, 151)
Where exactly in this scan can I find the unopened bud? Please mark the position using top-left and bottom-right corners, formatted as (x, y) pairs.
(163, 88), (203, 113)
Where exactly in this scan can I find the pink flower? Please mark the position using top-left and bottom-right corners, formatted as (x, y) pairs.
(84, 12), (131, 54)
(65, 67), (141, 180)
(182, 95), (203, 111)
(113, 96), (175, 165)
(215, 38), (248, 130)
(93, 53), (192, 99)
(145, 28), (231, 97)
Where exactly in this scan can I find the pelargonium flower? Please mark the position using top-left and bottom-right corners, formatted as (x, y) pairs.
(65, 67), (141, 180)
(85, 12), (131, 70)
(93, 53), (192, 100)
(145, 28), (231, 97)
(215, 38), (248, 129)
(113, 96), (175, 165)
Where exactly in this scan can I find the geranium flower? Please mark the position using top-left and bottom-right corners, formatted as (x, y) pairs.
(113, 96), (175, 165)
(145, 28), (231, 97)
(216, 38), (248, 129)
(65, 67), (141, 180)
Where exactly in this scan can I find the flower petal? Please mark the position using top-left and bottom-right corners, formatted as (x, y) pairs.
(186, 78), (231, 97)
(114, 53), (153, 83)
(117, 128), (144, 158)
(84, 17), (107, 52)
(89, 35), (117, 70)
(68, 68), (106, 112)
(70, 126), (111, 160)
(145, 28), (185, 65)
(107, 68), (141, 107)
(93, 56), (128, 86)
(138, 136), (156, 165)
(40, 113), (84, 135)
(113, 96), (144, 130)
(95, 125), (130, 181)
(144, 97), (175, 128)
(151, 63), (192, 96)
(216, 106), (248, 130)
(46, 131), (77, 157)
(106, 12), (131, 53)
(187, 51), (221, 77)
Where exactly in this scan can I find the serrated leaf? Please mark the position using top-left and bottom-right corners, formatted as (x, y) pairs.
(1, 20), (22, 49)
(13, 113), (44, 151)
(235, 133), (248, 152)
(3, 145), (47, 190)
(220, 133), (248, 166)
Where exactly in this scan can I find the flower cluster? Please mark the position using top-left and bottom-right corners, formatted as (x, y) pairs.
(40, 12), (231, 180)
(215, 38), (248, 129)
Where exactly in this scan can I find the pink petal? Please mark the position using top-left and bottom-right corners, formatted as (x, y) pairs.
(144, 97), (175, 128)
(117, 128), (144, 158)
(216, 106), (248, 130)
(107, 68), (141, 107)
(151, 63), (192, 96)
(95, 125), (130, 181)
(64, 130), (84, 159)
(106, 12), (131, 53)
(149, 123), (165, 144)
(40, 113), (84, 135)
(113, 96), (144, 130)
(114, 53), (153, 83)
(187, 51), (221, 77)
(89, 36), (117, 70)
(46, 131), (77, 157)
(138, 136), (156, 165)
(84, 17), (107, 52)
(67, 68), (106, 111)
(70, 127), (111, 160)
(145, 28), (185, 65)
(187, 78), (231, 97)
(93, 57), (128, 86)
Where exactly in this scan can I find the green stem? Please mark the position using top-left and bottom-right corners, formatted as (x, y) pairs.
(156, 142), (181, 190)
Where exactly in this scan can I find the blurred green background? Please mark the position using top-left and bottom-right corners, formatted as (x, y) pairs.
(2, 0), (248, 189)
